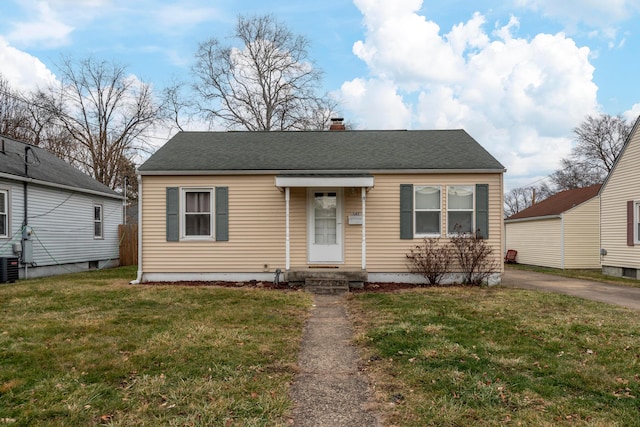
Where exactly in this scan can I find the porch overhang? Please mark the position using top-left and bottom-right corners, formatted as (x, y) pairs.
(275, 175), (374, 189)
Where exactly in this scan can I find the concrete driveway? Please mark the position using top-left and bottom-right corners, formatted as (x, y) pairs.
(501, 268), (640, 311)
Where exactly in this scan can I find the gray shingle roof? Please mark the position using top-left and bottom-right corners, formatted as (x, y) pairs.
(0, 135), (119, 198)
(138, 130), (505, 173)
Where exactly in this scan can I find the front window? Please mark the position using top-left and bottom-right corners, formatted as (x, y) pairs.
(94, 204), (103, 238)
(0, 190), (7, 238)
(182, 189), (213, 238)
(415, 186), (441, 235)
(447, 186), (474, 234)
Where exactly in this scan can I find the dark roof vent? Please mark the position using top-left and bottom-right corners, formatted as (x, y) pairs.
(329, 117), (346, 131)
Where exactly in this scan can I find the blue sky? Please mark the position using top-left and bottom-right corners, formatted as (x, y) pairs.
(1, 0), (640, 190)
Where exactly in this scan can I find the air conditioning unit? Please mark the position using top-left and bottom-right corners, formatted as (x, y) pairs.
(0, 257), (19, 283)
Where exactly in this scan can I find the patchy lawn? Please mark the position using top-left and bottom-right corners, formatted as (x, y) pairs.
(348, 286), (640, 426)
(0, 266), (311, 426)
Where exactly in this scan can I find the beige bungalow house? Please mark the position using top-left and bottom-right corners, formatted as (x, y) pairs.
(600, 116), (640, 279)
(133, 125), (505, 287)
(504, 184), (601, 269)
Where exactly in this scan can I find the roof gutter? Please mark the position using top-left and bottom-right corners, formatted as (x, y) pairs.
(0, 171), (123, 200)
(137, 168), (507, 176)
(504, 214), (562, 224)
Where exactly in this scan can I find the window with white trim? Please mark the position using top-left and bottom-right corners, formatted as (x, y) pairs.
(447, 185), (474, 234)
(93, 204), (103, 239)
(182, 188), (213, 238)
(0, 190), (7, 238)
(414, 186), (441, 236)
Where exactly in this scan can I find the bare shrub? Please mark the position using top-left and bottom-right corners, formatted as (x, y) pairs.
(449, 228), (499, 285)
(406, 238), (451, 286)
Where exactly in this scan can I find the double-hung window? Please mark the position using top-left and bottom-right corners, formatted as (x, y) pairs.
(447, 186), (474, 234)
(414, 186), (441, 236)
(93, 204), (103, 239)
(182, 189), (213, 238)
(401, 183), (488, 240)
(0, 190), (7, 238)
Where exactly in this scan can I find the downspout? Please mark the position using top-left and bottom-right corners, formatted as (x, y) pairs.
(23, 146), (32, 279)
(130, 174), (143, 284)
(560, 213), (565, 270)
(285, 187), (290, 271)
(361, 187), (366, 270)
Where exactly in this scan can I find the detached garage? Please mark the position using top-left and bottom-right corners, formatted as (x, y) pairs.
(504, 184), (601, 269)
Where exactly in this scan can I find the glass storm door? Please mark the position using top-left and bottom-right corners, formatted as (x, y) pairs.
(308, 190), (343, 263)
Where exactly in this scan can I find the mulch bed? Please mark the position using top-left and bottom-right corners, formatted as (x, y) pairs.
(141, 280), (425, 293)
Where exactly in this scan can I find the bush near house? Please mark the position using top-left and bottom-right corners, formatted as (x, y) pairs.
(406, 230), (498, 285)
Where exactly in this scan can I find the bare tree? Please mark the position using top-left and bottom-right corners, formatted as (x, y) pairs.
(573, 114), (631, 175)
(0, 74), (32, 140)
(548, 158), (604, 191)
(192, 14), (336, 131)
(43, 57), (160, 189)
(505, 113), (633, 216)
(504, 183), (553, 217)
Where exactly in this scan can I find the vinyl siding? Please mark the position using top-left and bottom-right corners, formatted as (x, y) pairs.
(141, 172), (504, 274)
(0, 178), (121, 265)
(360, 173), (503, 273)
(563, 197), (600, 269)
(505, 218), (562, 269)
(601, 125), (640, 269)
(142, 175), (287, 272)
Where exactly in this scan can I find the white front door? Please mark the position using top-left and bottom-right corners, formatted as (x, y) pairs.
(308, 189), (343, 263)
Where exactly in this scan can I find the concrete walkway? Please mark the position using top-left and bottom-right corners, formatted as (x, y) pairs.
(502, 268), (640, 311)
(290, 294), (380, 427)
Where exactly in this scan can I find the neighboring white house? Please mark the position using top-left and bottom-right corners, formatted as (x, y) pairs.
(504, 184), (601, 269)
(600, 116), (640, 279)
(0, 135), (123, 279)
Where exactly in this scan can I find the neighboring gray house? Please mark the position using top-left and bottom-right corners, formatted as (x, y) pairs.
(0, 135), (123, 279)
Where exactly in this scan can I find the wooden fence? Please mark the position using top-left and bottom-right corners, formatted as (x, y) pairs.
(119, 224), (138, 266)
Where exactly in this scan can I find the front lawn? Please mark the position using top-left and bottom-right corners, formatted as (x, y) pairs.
(349, 287), (640, 426)
(0, 266), (311, 426)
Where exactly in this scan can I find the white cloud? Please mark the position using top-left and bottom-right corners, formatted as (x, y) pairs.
(515, 0), (640, 26)
(6, 1), (74, 48)
(338, 78), (412, 129)
(624, 104), (640, 123)
(153, 4), (221, 29)
(352, 0), (466, 88)
(0, 36), (58, 91)
(341, 0), (599, 186)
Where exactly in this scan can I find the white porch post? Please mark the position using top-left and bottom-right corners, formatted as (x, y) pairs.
(285, 187), (290, 270)
(361, 187), (366, 270)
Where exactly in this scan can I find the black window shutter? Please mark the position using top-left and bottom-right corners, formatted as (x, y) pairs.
(400, 184), (413, 239)
(166, 187), (179, 242)
(216, 187), (229, 241)
(475, 184), (489, 239)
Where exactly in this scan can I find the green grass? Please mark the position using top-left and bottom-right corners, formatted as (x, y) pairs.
(349, 287), (640, 426)
(0, 266), (311, 426)
(507, 263), (640, 288)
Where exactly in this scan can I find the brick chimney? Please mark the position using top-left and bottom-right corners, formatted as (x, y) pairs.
(329, 117), (346, 131)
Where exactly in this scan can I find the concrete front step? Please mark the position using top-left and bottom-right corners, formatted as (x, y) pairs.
(304, 278), (350, 294)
